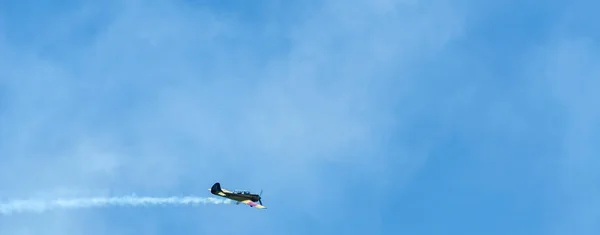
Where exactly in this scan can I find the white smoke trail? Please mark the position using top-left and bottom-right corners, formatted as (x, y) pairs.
(0, 195), (233, 215)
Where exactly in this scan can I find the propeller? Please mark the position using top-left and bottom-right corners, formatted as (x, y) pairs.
(259, 189), (263, 205)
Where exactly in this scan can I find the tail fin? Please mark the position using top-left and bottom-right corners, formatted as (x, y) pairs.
(210, 182), (222, 194)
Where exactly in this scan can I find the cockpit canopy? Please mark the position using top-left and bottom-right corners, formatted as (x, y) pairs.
(234, 190), (251, 194)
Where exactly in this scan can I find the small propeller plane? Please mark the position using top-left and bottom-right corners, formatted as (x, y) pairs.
(209, 182), (266, 209)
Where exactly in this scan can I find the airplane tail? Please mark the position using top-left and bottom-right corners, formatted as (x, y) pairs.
(210, 182), (223, 194)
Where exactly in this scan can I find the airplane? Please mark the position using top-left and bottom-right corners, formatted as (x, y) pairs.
(209, 182), (266, 209)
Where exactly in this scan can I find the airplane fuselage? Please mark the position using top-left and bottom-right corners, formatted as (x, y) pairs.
(221, 193), (260, 203)
(209, 182), (262, 204)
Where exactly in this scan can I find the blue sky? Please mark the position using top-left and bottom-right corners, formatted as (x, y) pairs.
(0, 0), (599, 234)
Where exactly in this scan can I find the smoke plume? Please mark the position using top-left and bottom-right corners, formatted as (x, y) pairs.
(0, 195), (232, 215)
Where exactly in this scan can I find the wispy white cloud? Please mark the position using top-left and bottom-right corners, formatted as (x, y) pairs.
(1, 0), (470, 234)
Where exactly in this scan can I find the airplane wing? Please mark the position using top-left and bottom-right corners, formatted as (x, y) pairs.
(240, 200), (266, 209)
